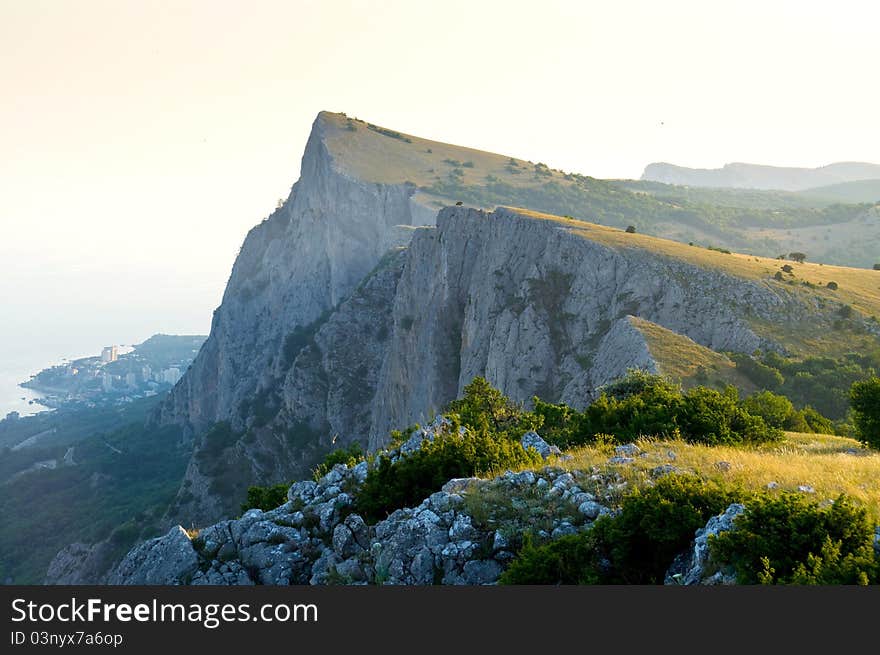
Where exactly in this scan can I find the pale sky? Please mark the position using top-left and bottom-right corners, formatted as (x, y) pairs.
(1, 0), (878, 369)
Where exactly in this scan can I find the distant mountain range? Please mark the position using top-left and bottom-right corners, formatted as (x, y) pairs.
(642, 161), (880, 193)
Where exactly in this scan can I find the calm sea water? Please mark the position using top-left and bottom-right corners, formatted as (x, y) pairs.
(0, 368), (46, 418)
(0, 343), (97, 418)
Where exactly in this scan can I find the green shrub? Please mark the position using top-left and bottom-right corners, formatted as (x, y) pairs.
(600, 369), (680, 400)
(799, 405), (836, 434)
(240, 482), (290, 513)
(591, 476), (741, 583)
(583, 382), (682, 443)
(501, 475), (740, 584)
(678, 386), (778, 446)
(729, 353), (784, 391)
(740, 390), (795, 429)
(710, 493), (878, 584)
(312, 442), (365, 481)
(851, 377), (880, 448)
(531, 372), (782, 448)
(447, 377), (539, 436)
(531, 398), (582, 449)
(499, 532), (604, 585)
(732, 351), (878, 422)
(356, 420), (542, 523)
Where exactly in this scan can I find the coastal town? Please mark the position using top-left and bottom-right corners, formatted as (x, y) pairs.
(14, 334), (205, 415)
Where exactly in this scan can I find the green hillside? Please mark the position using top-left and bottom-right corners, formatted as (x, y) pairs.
(797, 179), (880, 204)
(0, 396), (189, 583)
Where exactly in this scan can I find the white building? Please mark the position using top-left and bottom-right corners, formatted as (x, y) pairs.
(162, 367), (182, 385)
(102, 372), (113, 392)
(125, 372), (137, 388)
(101, 346), (119, 363)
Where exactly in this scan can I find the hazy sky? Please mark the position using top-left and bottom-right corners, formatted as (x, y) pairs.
(1, 0), (878, 368)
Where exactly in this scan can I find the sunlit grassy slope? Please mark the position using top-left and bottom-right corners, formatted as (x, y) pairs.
(480, 432), (880, 521)
(559, 433), (880, 521)
(626, 316), (755, 391)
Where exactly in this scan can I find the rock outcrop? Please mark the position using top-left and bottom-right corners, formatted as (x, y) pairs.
(155, 112), (435, 436)
(664, 503), (745, 585)
(45, 541), (118, 585)
(109, 428), (612, 586)
(106, 526), (200, 585)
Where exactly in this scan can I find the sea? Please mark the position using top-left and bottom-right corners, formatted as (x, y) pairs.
(0, 341), (99, 419)
(0, 368), (46, 418)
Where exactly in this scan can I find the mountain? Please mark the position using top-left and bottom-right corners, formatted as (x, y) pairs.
(641, 161), (880, 192)
(162, 197), (880, 524)
(156, 113), (880, 526)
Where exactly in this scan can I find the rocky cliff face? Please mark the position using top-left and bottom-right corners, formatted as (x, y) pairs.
(170, 201), (843, 523)
(156, 112), (434, 435)
(642, 161), (880, 191)
(368, 206), (797, 448)
(156, 111), (867, 527)
(168, 249), (407, 525)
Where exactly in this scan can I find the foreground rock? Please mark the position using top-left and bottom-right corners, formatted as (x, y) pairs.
(110, 431), (611, 586)
(664, 503), (745, 585)
(107, 527), (200, 585)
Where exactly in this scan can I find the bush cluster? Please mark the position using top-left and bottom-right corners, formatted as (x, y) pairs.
(731, 350), (880, 422)
(740, 390), (835, 434)
(850, 377), (880, 449)
(501, 475), (740, 584)
(312, 442), (365, 481)
(533, 370), (783, 448)
(355, 379), (543, 523)
(356, 418), (542, 524)
(502, 477), (879, 585)
(710, 493), (879, 584)
(240, 482), (290, 514)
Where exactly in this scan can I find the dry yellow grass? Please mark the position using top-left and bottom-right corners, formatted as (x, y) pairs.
(319, 111), (573, 192)
(627, 316), (756, 391)
(548, 432), (880, 520)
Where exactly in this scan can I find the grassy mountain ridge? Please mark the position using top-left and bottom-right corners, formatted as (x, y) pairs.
(319, 112), (879, 268)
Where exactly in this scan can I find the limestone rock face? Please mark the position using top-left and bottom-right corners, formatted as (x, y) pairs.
(155, 112), (433, 436)
(168, 198), (828, 522)
(106, 526), (200, 585)
(368, 206), (795, 448)
(664, 503), (745, 585)
(45, 541), (117, 585)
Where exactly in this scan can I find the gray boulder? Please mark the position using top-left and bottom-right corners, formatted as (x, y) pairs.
(107, 526), (199, 585)
(521, 431), (561, 459)
(665, 503), (744, 585)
